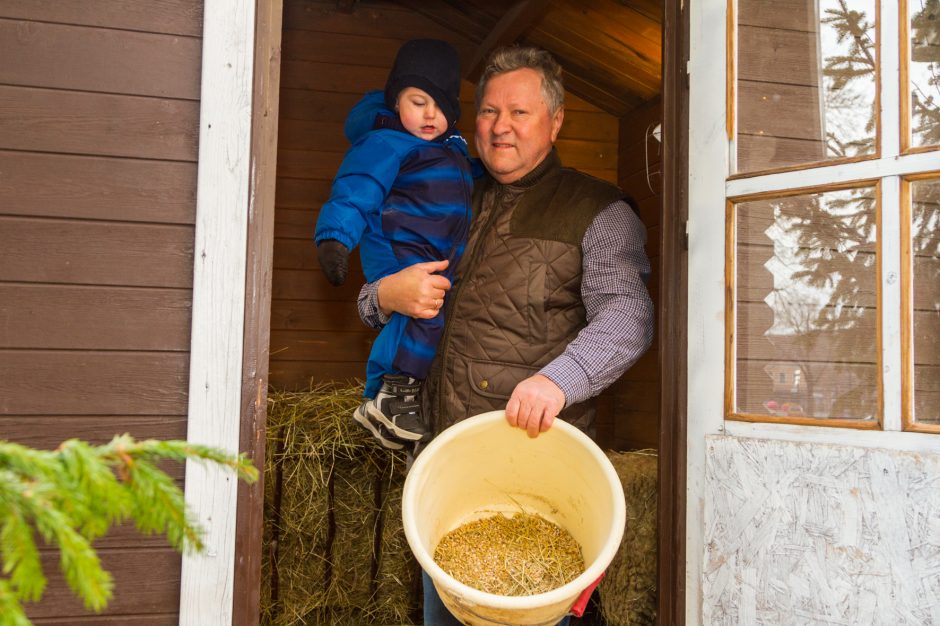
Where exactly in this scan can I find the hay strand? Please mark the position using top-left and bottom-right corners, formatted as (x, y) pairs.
(599, 449), (658, 626)
(261, 381), (419, 625)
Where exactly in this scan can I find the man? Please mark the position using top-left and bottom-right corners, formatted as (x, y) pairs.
(359, 45), (654, 625)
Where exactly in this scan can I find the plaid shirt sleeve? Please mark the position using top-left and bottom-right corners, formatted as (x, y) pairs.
(357, 279), (389, 330)
(538, 200), (655, 406)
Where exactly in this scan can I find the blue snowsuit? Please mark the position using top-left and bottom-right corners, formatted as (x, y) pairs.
(315, 91), (475, 399)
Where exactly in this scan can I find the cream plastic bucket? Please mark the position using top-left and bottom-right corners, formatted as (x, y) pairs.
(402, 410), (626, 626)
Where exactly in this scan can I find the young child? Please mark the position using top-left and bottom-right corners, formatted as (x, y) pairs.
(315, 39), (474, 451)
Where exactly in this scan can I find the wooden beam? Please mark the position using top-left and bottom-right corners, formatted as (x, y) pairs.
(336, 0), (358, 12)
(394, 0), (490, 43)
(464, 0), (553, 82)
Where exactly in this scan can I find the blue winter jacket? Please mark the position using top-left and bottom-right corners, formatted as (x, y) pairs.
(315, 91), (475, 284)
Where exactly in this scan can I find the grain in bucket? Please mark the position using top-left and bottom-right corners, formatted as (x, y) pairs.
(402, 410), (626, 625)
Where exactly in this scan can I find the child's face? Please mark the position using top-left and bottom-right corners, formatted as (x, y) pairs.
(396, 87), (448, 141)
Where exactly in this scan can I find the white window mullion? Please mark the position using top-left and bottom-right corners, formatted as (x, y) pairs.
(880, 176), (903, 431)
(725, 151), (939, 198)
(880, 0), (901, 158)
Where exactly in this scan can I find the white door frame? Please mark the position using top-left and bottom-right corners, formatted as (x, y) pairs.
(180, 0), (257, 623)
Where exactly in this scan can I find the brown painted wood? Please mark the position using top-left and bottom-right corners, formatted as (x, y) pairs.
(659, 0), (689, 621)
(0, 285), (191, 350)
(24, 549), (181, 620)
(271, 299), (371, 332)
(0, 86), (199, 161)
(0, 0), (203, 37)
(737, 26), (818, 87)
(275, 177), (334, 208)
(2, 4), (204, 622)
(0, 415), (187, 448)
(233, 0), (283, 623)
(267, 359), (369, 389)
(278, 88), (363, 122)
(465, 0), (553, 82)
(269, 329), (375, 362)
(272, 268), (364, 300)
(0, 217), (194, 288)
(30, 615), (178, 625)
(281, 27), (401, 65)
(280, 58), (388, 93)
(0, 19), (201, 99)
(0, 151), (196, 224)
(737, 0), (816, 32)
(274, 207), (319, 238)
(0, 352), (189, 415)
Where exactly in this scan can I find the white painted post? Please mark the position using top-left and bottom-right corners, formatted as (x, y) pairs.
(179, 1), (256, 623)
(687, 0), (730, 623)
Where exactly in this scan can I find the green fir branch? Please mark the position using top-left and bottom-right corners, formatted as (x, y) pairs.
(0, 435), (257, 626)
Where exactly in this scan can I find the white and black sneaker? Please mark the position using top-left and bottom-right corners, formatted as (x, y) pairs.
(353, 374), (429, 449)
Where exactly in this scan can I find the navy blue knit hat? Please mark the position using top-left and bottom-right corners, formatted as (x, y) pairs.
(384, 39), (461, 126)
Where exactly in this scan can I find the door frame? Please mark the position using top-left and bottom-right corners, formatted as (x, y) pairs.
(659, 0), (690, 623)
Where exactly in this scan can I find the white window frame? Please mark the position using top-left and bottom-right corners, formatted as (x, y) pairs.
(687, 1), (940, 622)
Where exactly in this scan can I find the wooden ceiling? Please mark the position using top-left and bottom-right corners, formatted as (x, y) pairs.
(391, 0), (662, 117)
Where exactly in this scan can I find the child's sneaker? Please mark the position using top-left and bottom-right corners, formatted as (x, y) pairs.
(353, 374), (430, 445)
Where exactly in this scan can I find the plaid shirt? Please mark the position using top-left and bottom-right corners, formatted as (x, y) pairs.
(357, 199), (655, 406)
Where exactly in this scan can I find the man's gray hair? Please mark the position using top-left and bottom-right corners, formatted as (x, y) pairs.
(475, 46), (565, 115)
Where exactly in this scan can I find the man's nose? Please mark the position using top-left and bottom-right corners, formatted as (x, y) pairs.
(491, 111), (510, 134)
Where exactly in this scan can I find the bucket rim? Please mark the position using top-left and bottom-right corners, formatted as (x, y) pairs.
(402, 410), (627, 610)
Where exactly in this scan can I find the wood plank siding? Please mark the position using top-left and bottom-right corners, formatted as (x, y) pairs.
(270, 0), (620, 392)
(0, 1), (203, 621)
(602, 97), (663, 450)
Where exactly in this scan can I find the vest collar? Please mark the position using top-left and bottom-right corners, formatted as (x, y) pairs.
(499, 148), (561, 190)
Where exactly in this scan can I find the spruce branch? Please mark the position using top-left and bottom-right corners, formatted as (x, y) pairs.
(0, 435), (257, 625)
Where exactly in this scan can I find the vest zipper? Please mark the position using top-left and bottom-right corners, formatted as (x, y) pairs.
(435, 180), (505, 423)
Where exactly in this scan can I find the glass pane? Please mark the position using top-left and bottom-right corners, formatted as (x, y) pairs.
(909, 0), (940, 148)
(736, 0), (878, 173)
(735, 187), (879, 421)
(911, 179), (940, 425)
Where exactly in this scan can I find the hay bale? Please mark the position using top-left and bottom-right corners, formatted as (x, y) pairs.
(371, 455), (421, 625)
(261, 381), (420, 625)
(599, 450), (658, 626)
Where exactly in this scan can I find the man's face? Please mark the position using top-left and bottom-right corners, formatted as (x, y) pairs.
(475, 68), (564, 184)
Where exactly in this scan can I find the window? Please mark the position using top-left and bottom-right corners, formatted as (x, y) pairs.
(903, 176), (940, 430)
(734, 0), (878, 174)
(728, 1), (939, 431)
(903, 0), (940, 151)
(731, 185), (879, 425)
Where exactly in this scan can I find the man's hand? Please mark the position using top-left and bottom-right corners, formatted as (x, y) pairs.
(377, 260), (451, 318)
(505, 374), (566, 438)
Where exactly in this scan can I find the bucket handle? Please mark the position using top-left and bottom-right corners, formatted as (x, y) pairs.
(568, 572), (605, 618)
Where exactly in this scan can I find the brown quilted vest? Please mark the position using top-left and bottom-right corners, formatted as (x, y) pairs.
(424, 150), (624, 435)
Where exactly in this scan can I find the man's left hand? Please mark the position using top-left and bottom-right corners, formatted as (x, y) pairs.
(505, 374), (566, 438)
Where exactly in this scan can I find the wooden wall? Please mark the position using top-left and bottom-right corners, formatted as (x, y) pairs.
(269, 0), (619, 390)
(595, 98), (663, 450)
(0, 1), (203, 622)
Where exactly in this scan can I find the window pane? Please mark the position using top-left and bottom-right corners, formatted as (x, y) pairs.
(909, 0), (940, 148)
(911, 179), (940, 425)
(735, 187), (878, 421)
(736, 0), (878, 173)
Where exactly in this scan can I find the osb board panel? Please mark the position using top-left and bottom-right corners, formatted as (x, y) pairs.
(704, 435), (940, 625)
